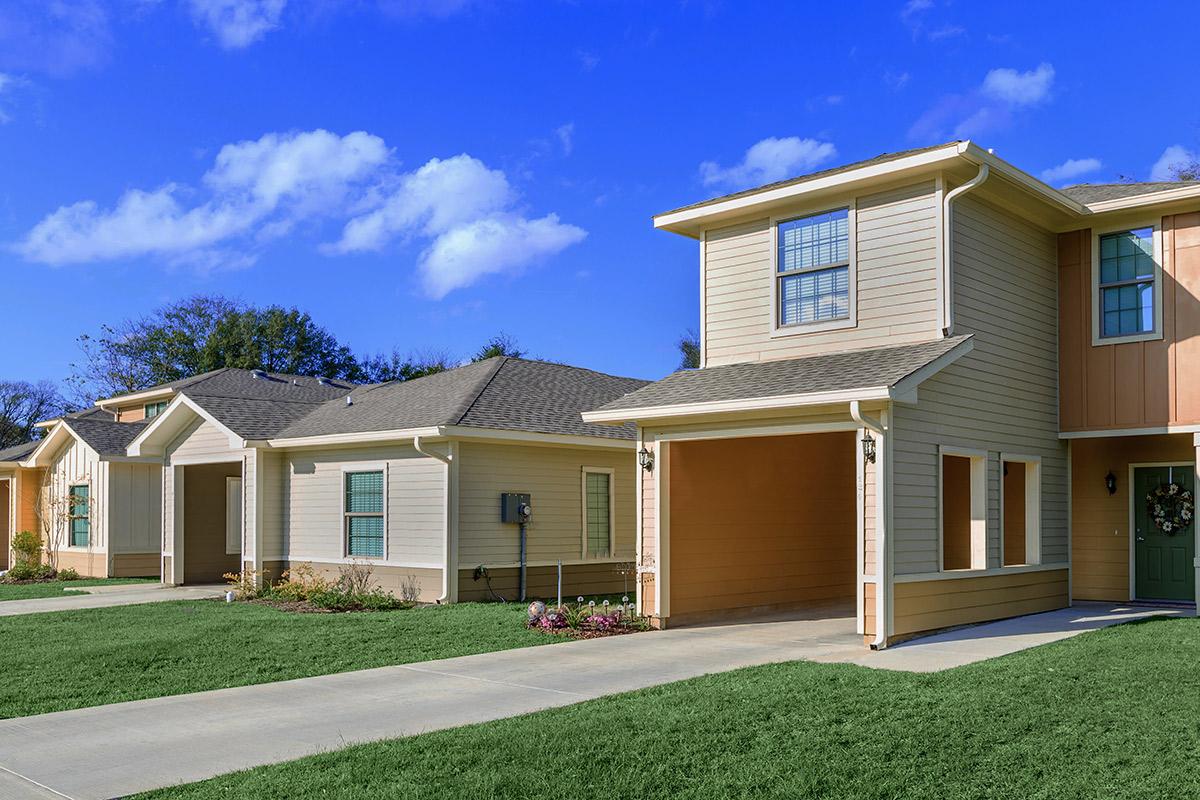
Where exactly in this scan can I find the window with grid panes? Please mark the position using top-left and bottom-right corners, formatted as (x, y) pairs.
(777, 208), (850, 327)
(1099, 227), (1156, 338)
(344, 471), (384, 557)
(584, 471), (611, 557)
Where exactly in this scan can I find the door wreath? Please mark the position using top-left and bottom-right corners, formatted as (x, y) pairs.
(1146, 482), (1194, 535)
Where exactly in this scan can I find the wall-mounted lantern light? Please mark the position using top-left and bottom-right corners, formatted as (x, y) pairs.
(862, 431), (877, 464)
(638, 446), (655, 472)
(1105, 471), (1117, 496)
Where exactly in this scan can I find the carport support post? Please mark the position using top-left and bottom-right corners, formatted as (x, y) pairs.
(874, 409), (892, 649)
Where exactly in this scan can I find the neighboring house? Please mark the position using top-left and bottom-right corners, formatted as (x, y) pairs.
(584, 139), (1200, 647)
(0, 440), (39, 571)
(122, 358), (645, 601)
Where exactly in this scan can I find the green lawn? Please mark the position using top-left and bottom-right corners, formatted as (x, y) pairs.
(137, 616), (1200, 800)
(0, 577), (156, 601)
(0, 600), (550, 718)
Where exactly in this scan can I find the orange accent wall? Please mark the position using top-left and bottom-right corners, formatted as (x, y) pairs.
(941, 455), (972, 570)
(116, 407), (146, 423)
(1070, 434), (1195, 601)
(666, 432), (856, 618)
(1060, 212), (1200, 432)
(1002, 461), (1026, 565)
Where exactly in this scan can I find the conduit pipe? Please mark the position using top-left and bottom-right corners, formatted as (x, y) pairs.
(941, 164), (990, 336)
(414, 435), (454, 603)
(850, 401), (889, 649)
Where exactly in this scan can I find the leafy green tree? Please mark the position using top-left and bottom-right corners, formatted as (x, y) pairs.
(357, 349), (456, 383)
(202, 307), (359, 380)
(472, 333), (525, 362)
(0, 380), (65, 449)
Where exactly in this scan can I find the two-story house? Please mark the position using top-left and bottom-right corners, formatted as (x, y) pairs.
(585, 140), (1200, 647)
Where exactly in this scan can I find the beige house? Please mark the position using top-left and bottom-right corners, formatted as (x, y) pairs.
(585, 140), (1200, 646)
(122, 359), (645, 601)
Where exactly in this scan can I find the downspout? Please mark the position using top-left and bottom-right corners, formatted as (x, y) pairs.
(941, 163), (990, 336)
(850, 401), (889, 649)
(414, 435), (454, 604)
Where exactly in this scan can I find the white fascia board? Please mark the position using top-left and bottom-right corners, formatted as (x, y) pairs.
(956, 142), (1090, 216)
(264, 426), (444, 449)
(581, 386), (893, 425)
(1059, 423), (1200, 440)
(438, 425), (636, 450)
(20, 421), (97, 467)
(95, 386), (176, 409)
(127, 394), (243, 457)
(890, 337), (975, 397)
(1084, 184), (1200, 214)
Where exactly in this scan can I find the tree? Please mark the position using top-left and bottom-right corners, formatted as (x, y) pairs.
(357, 349), (456, 383)
(677, 330), (700, 369)
(1168, 161), (1200, 182)
(472, 333), (525, 361)
(202, 307), (360, 380)
(0, 380), (65, 450)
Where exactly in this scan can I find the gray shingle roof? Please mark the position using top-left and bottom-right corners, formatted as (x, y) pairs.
(589, 336), (973, 416)
(0, 440), (38, 462)
(1060, 181), (1200, 204)
(66, 418), (150, 456)
(271, 358), (648, 442)
(659, 141), (961, 217)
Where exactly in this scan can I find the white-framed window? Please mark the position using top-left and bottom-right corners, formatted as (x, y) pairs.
(144, 400), (170, 419)
(938, 446), (987, 571)
(1000, 454), (1041, 567)
(68, 483), (90, 548)
(343, 466), (387, 559)
(581, 467), (614, 558)
(770, 204), (857, 336)
(1092, 223), (1163, 346)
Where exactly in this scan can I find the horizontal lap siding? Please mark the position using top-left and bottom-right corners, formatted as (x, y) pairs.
(283, 445), (445, 566)
(457, 563), (634, 603)
(893, 195), (1067, 575)
(456, 442), (636, 567)
(640, 438), (656, 616)
(167, 417), (239, 462)
(703, 181), (940, 367)
(893, 569), (1068, 635)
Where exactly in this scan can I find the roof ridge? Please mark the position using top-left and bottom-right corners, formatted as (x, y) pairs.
(448, 357), (509, 426)
(503, 356), (649, 384)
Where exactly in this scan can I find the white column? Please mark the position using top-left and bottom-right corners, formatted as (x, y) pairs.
(655, 440), (670, 622)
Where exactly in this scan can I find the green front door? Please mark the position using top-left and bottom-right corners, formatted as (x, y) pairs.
(1134, 465), (1196, 602)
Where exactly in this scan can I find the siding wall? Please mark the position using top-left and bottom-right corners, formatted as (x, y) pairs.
(702, 180), (941, 366)
(44, 438), (108, 558)
(168, 416), (238, 462)
(282, 444), (445, 566)
(107, 462), (161, 555)
(892, 568), (1069, 636)
(456, 442), (636, 568)
(640, 437), (656, 616)
(892, 195), (1068, 574)
(1060, 211), (1200, 432)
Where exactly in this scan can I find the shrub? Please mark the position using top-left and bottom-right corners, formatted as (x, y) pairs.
(527, 596), (650, 636)
(10, 531), (41, 567)
(269, 563), (334, 602)
(223, 568), (267, 600)
(399, 574), (422, 604)
(57, 567), (81, 581)
(4, 562), (55, 582)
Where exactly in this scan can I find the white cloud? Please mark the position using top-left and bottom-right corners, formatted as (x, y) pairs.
(1040, 157), (1102, 185)
(981, 63), (1054, 106)
(18, 129), (385, 266)
(188, 0), (286, 49)
(327, 154), (585, 298)
(1150, 145), (1199, 182)
(555, 122), (575, 156)
(700, 137), (837, 191)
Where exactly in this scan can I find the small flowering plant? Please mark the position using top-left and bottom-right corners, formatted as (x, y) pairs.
(526, 595), (650, 638)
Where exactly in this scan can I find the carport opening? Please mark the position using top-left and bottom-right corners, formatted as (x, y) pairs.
(667, 431), (857, 623)
(182, 462), (242, 584)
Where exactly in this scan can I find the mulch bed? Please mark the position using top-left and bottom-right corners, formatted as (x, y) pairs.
(528, 626), (648, 640)
(241, 597), (414, 614)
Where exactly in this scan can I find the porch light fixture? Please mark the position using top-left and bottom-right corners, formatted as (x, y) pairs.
(861, 431), (877, 464)
(1105, 471), (1117, 496)
(638, 446), (655, 472)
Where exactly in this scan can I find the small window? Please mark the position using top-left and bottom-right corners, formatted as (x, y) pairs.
(69, 484), (90, 547)
(1098, 227), (1156, 339)
(777, 208), (850, 327)
(344, 470), (384, 558)
(583, 470), (612, 558)
(1002, 456), (1041, 567)
(144, 401), (170, 419)
(940, 449), (986, 571)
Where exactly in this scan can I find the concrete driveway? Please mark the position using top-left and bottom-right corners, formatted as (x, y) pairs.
(0, 584), (225, 618)
(0, 602), (1184, 799)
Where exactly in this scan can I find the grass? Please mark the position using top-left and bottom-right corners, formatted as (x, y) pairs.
(135, 616), (1200, 800)
(0, 577), (156, 601)
(0, 600), (551, 718)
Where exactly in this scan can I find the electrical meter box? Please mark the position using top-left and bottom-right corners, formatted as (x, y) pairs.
(500, 493), (532, 523)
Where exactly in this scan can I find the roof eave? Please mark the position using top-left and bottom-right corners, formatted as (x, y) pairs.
(1084, 184), (1200, 214)
(582, 386), (894, 425)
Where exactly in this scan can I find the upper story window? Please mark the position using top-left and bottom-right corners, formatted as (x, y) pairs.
(1093, 225), (1161, 345)
(776, 208), (852, 329)
(144, 400), (170, 419)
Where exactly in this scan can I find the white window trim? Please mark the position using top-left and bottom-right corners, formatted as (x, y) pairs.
(768, 200), (858, 338)
(144, 400), (170, 419)
(1091, 220), (1164, 347)
(937, 445), (987, 572)
(65, 479), (92, 550)
(581, 466), (615, 560)
(340, 462), (389, 561)
(999, 453), (1041, 567)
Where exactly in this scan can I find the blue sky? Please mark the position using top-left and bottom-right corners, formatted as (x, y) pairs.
(2, 0), (1198, 387)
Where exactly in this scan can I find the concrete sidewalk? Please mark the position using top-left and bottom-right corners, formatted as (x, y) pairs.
(0, 584), (225, 617)
(0, 602), (1182, 799)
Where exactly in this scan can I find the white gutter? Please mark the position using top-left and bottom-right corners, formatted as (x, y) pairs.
(940, 163), (989, 336)
(850, 401), (890, 649)
(414, 435), (455, 604)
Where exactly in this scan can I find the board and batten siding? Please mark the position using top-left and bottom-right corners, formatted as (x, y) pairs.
(282, 444), (445, 567)
(702, 180), (941, 367)
(891, 194), (1067, 574)
(107, 461), (161, 555)
(456, 442), (635, 568)
(45, 437), (108, 553)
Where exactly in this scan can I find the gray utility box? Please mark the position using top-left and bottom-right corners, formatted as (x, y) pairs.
(500, 493), (532, 524)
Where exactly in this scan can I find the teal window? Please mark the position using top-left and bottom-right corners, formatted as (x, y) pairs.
(69, 484), (90, 547)
(1099, 227), (1156, 338)
(777, 208), (850, 326)
(344, 471), (384, 558)
(584, 471), (611, 557)
(144, 401), (170, 419)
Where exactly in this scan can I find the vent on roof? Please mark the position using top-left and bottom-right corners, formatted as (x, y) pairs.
(251, 369), (268, 379)
(346, 396), (353, 407)
(317, 377), (332, 386)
